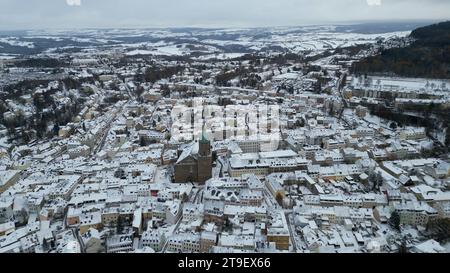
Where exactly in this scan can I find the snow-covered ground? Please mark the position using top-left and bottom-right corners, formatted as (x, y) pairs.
(0, 25), (414, 58)
(194, 53), (246, 60)
(352, 76), (450, 93)
(0, 37), (35, 48)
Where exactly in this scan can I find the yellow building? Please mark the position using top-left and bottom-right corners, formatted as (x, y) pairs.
(267, 232), (290, 250)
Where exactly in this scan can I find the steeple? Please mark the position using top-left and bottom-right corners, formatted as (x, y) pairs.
(200, 122), (208, 143)
(199, 122), (211, 156)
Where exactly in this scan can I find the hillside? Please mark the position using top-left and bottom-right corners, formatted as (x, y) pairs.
(351, 21), (450, 79)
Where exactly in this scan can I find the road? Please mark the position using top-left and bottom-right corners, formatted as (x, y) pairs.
(92, 102), (126, 154)
(336, 73), (353, 128)
(74, 228), (86, 253)
(285, 212), (299, 252)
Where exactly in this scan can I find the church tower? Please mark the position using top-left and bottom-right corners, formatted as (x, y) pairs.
(199, 124), (211, 156)
(197, 123), (212, 183)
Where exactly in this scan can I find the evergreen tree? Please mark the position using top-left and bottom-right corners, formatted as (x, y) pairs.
(117, 217), (124, 234)
(52, 124), (60, 136)
(389, 211), (401, 231)
(445, 124), (450, 148)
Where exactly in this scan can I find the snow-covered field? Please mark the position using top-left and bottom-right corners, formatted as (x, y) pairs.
(0, 37), (35, 48)
(351, 76), (450, 92)
(194, 53), (247, 60)
(0, 54), (19, 60)
(0, 24), (414, 59)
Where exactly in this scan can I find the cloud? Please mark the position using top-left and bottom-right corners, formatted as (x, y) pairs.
(66, 0), (81, 6)
(367, 0), (382, 6)
(0, 0), (449, 30)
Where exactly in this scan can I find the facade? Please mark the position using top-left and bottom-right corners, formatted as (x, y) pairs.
(174, 132), (212, 184)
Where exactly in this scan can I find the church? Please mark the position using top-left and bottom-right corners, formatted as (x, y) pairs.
(174, 130), (212, 184)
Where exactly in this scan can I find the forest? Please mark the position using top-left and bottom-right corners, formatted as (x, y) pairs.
(351, 21), (450, 79)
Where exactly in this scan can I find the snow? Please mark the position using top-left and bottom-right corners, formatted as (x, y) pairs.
(0, 54), (19, 60)
(195, 53), (246, 60)
(352, 76), (450, 93)
(0, 37), (35, 48)
(125, 49), (155, 56)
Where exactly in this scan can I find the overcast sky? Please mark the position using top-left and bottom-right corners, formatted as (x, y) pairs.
(0, 0), (449, 30)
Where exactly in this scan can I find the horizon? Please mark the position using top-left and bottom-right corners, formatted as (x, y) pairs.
(1, 0), (450, 30)
(0, 19), (445, 33)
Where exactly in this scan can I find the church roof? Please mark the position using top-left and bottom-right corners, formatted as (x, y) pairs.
(176, 141), (199, 164)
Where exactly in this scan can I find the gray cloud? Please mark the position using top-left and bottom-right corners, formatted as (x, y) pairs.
(0, 0), (449, 29)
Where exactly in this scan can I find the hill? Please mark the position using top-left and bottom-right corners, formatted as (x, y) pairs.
(351, 21), (450, 79)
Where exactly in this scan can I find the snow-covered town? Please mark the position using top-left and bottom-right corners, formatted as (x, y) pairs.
(1, 21), (450, 254)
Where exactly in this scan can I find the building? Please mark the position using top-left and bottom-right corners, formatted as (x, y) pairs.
(141, 229), (165, 252)
(395, 201), (439, 226)
(266, 210), (290, 250)
(0, 170), (21, 194)
(200, 231), (217, 253)
(174, 128), (212, 184)
(107, 233), (134, 253)
(0, 221), (15, 236)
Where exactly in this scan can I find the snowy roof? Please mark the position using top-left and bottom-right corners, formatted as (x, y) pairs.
(176, 141), (199, 164)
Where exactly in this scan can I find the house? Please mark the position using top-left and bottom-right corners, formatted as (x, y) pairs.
(425, 161), (450, 179)
(200, 231), (217, 253)
(79, 212), (103, 235)
(0, 221), (15, 236)
(106, 233), (134, 253)
(165, 200), (182, 225)
(141, 228), (166, 252)
(395, 201), (438, 226)
(182, 203), (204, 223)
(266, 210), (290, 250)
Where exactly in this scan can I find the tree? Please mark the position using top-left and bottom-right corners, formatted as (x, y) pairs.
(275, 192), (284, 207)
(295, 118), (305, 128)
(180, 193), (189, 202)
(368, 171), (377, 189)
(341, 74), (347, 88)
(223, 218), (232, 233)
(52, 123), (60, 136)
(398, 237), (408, 253)
(389, 211), (401, 231)
(374, 172), (383, 190)
(328, 102), (334, 116)
(18, 208), (28, 225)
(446, 124), (450, 148)
(389, 122), (398, 130)
(20, 128), (31, 143)
(42, 239), (49, 252)
(136, 86), (145, 99)
(117, 217), (124, 234)
(140, 137), (147, 147)
(114, 168), (125, 179)
(426, 218), (450, 243)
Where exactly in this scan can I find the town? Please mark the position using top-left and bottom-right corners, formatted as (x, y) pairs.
(0, 23), (450, 254)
